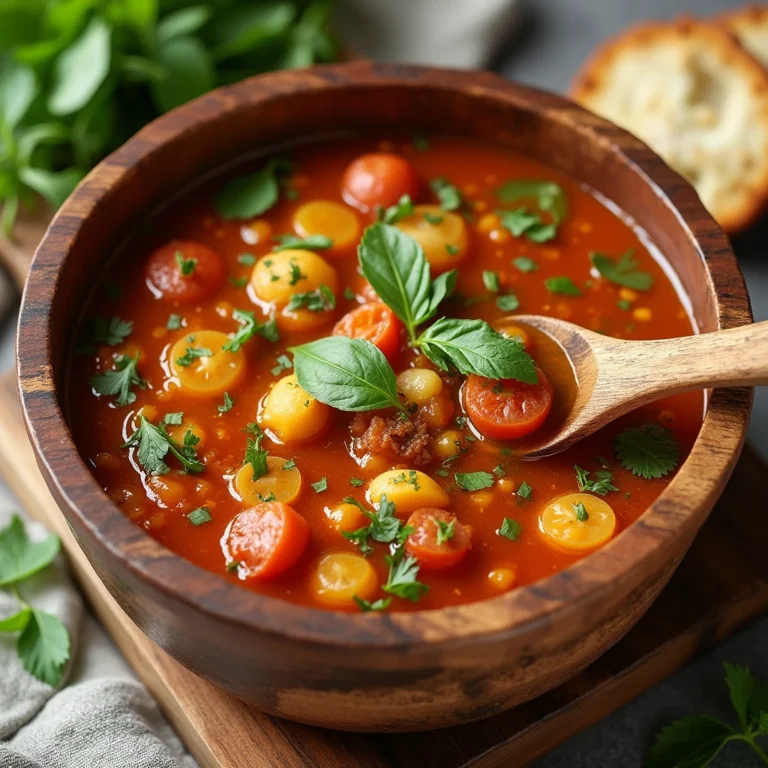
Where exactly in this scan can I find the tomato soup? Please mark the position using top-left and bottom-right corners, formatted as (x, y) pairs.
(67, 135), (703, 612)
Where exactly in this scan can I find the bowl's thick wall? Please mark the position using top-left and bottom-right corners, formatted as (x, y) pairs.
(17, 63), (752, 731)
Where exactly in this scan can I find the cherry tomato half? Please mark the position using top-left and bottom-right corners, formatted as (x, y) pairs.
(405, 508), (471, 570)
(463, 368), (554, 440)
(333, 302), (402, 360)
(145, 240), (226, 303)
(223, 502), (309, 580)
(341, 153), (420, 212)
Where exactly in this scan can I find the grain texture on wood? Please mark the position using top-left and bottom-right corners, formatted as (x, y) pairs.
(515, 315), (768, 457)
(0, 369), (766, 766)
(14, 62), (753, 730)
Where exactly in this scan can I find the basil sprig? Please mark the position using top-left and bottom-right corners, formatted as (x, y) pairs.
(290, 337), (405, 413)
(359, 222), (537, 382)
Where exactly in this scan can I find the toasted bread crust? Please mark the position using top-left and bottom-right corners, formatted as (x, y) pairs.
(571, 18), (768, 233)
(721, 5), (768, 67)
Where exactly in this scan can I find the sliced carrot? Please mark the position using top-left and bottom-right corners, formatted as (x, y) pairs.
(405, 508), (471, 570)
(223, 502), (309, 580)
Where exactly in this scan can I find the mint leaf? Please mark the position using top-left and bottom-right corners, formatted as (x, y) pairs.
(0, 515), (60, 586)
(645, 715), (733, 768)
(417, 317), (538, 383)
(18, 610), (70, 687)
(291, 336), (405, 413)
(615, 423), (680, 480)
(591, 250), (653, 291)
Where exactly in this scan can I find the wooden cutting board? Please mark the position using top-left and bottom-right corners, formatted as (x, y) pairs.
(1, 220), (768, 766)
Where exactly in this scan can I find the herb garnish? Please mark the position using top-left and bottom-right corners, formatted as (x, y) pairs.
(175, 346), (213, 367)
(273, 234), (333, 252)
(430, 177), (462, 211)
(497, 208), (556, 243)
(244, 424), (268, 481)
(495, 179), (567, 224)
(591, 249), (653, 291)
(175, 250), (197, 276)
(513, 256), (538, 273)
(187, 507), (212, 526)
(435, 518), (455, 546)
(215, 157), (291, 220)
(455, 471), (494, 492)
(498, 517), (522, 541)
(573, 501), (589, 522)
(311, 477), (327, 493)
(237, 253), (257, 265)
(167, 314), (183, 330)
(574, 465), (618, 495)
(223, 309), (279, 352)
(89, 353), (146, 406)
(383, 549), (428, 602)
(123, 416), (204, 475)
(285, 284), (336, 312)
(0, 515), (69, 685)
(353, 596), (392, 612)
(218, 392), (234, 413)
(76, 316), (133, 354)
(615, 423), (679, 479)
(379, 194), (414, 224)
(349, 477), (364, 487)
(496, 294), (520, 312)
(342, 495), (409, 557)
(271, 354), (293, 376)
(483, 270), (500, 292)
(545, 276), (582, 296)
(516, 481), (533, 501)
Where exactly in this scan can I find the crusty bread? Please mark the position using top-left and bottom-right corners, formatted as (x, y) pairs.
(571, 19), (768, 234)
(721, 5), (768, 68)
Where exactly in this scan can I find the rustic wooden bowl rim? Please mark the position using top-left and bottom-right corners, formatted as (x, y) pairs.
(17, 62), (752, 650)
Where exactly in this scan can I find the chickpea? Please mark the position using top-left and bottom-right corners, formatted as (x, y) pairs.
(397, 368), (443, 404)
(488, 567), (517, 591)
(147, 475), (185, 509)
(434, 430), (462, 460)
(259, 374), (331, 444)
(250, 249), (338, 307)
(325, 501), (367, 533)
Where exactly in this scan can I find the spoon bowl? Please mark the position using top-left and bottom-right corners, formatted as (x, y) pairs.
(514, 314), (768, 459)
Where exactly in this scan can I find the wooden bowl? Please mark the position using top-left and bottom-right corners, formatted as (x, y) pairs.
(17, 62), (752, 732)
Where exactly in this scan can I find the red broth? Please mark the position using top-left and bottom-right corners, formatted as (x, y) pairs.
(67, 135), (703, 612)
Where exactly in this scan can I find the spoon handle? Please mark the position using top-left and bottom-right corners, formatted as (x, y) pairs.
(626, 320), (768, 394)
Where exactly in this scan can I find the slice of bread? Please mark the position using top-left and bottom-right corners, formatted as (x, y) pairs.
(721, 5), (768, 68)
(571, 19), (768, 234)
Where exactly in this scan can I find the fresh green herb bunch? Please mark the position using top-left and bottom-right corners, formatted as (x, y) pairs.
(0, 0), (338, 234)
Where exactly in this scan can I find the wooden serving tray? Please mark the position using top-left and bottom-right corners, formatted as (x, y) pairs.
(0, 365), (766, 766)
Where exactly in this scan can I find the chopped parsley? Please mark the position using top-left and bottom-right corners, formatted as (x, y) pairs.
(244, 424), (268, 481)
(615, 423), (680, 479)
(497, 208), (556, 243)
(498, 517), (522, 541)
(617, 299), (632, 311)
(455, 471), (494, 492)
(89, 353), (146, 406)
(271, 354), (293, 376)
(166, 314), (182, 330)
(445, 243), (460, 255)
(512, 256), (538, 273)
(343, 287), (356, 301)
(545, 276), (582, 296)
(311, 477), (328, 493)
(591, 249), (653, 291)
(349, 477), (364, 487)
(354, 596), (392, 612)
(285, 284), (336, 312)
(382, 550), (428, 602)
(273, 234), (332, 252)
(496, 293), (520, 312)
(341, 495), (407, 555)
(229, 276), (248, 288)
(573, 501), (589, 522)
(282, 459), (296, 470)
(218, 392), (234, 413)
(223, 309), (278, 352)
(380, 194), (414, 224)
(175, 251), (197, 276)
(122, 416), (204, 475)
(435, 518), (455, 546)
(482, 270), (500, 293)
(430, 176), (462, 211)
(493, 464), (506, 478)
(574, 465), (618, 495)
(237, 252), (256, 265)
(162, 412), (184, 426)
(175, 346), (213, 367)
(516, 481), (533, 501)
(423, 211), (443, 225)
(76, 316), (134, 354)
(187, 507), (212, 526)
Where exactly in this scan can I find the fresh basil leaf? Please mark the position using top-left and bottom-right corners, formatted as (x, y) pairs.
(215, 159), (285, 220)
(380, 194), (414, 224)
(291, 336), (405, 412)
(423, 269), (457, 322)
(151, 36), (214, 112)
(590, 250), (653, 291)
(48, 17), (111, 116)
(417, 317), (538, 383)
(0, 57), (35, 128)
(18, 609), (70, 687)
(272, 234), (332, 252)
(209, 2), (296, 61)
(0, 514), (60, 587)
(495, 179), (567, 224)
(157, 6), (213, 43)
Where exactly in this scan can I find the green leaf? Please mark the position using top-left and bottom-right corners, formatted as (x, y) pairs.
(417, 317), (538, 383)
(380, 194), (414, 224)
(17, 122), (70, 166)
(723, 663), (754, 731)
(455, 471), (494, 491)
(285, 284), (336, 312)
(157, 5), (212, 42)
(497, 208), (556, 244)
(358, 222), (432, 339)
(218, 392), (234, 413)
(495, 179), (567, 223)
(430, 177), (462, 211)
(18, 610), (70, 687)
(591, 250), (653, 291)
(215, 160), (283, 220)
(18, 167), (83, 209)
(48, 17), (111, 116)
(0, 57), (35, 128)
(151, 36), (214, 113)
(354, 596), (391, 612)
(76, 316), (133, 353)
(222, 309), (278, 352)
(0, 514), (60, 587)
(545, 276), (582, 296)
(273, 234), (332, 252)
(498, 517), (522, 541)
(513, 256), (538, 273)
(186, 507), (212, 526)
(383, 554), (428, 602)
(0, 608), (31, 632)
(311, 477), (327, 493)
(615, 423), (680, 480)
(123, 416), (204, 475)
(210, 2), (295, 61)
(574, 465), (618, 496)
(516, 481), (533, 500)
(89, 353), (147, 407)
(291, 337), (405, 413)
(482, 270), (500, 293)
(496, 294), (519, 312)
(645, 715), (733, 768)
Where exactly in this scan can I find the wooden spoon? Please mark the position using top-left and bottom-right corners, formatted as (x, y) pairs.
(514, 314), (768, 459)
